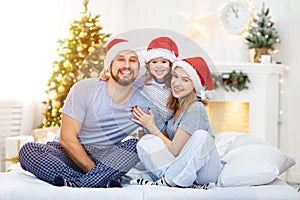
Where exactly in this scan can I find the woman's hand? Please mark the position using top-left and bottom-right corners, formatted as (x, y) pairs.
(130, 106), (156, 132)
(131, 106), (172, 148)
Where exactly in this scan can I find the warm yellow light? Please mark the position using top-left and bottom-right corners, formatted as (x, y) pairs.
(206, 101), (249, 134)
(285, 65), (289, 70)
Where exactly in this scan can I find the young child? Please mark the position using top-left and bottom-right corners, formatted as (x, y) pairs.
(137, 36), (180, 122)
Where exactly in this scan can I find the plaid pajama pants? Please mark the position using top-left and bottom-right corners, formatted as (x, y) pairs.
(18, 138), (139, 188)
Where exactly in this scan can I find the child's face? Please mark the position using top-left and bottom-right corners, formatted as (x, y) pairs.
(148, 57), (171, 82)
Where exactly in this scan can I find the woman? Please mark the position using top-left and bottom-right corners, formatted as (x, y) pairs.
(130, 57), (223, 189)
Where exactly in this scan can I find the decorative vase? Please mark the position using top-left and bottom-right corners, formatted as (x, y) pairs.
(253, 47), (271, 63)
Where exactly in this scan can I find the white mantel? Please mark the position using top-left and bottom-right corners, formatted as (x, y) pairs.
(213, 63), (285, 74)
(212, 63), (285, 146)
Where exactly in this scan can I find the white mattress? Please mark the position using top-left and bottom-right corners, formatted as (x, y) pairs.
(0, 169), (299, 200)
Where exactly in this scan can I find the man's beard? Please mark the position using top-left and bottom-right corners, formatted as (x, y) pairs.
(110, 69), (137, 86)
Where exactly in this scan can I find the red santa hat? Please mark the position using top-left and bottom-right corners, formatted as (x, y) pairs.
(145, 37), (179, 63)
(172, 57), (214, 99)
(104, 38), (135, 69)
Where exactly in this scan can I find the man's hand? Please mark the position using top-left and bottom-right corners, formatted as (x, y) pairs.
(60, 114), (96, 172)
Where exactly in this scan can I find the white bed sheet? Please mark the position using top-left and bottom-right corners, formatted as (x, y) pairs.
(0, 169), (299, 200)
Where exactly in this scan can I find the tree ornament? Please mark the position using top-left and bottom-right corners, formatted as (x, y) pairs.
(57, 86), (65, 93)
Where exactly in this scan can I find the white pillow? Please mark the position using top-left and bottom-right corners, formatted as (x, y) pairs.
(218, 144), (295, 187)
(215, 132), (270, 157)
(224, 133), (269, 154)
(215, 132), (244, 157)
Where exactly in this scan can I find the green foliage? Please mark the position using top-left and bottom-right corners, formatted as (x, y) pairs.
(213, 70), (251, 92)
(41, 0), (111, 127)
(245, 3), (280, 49)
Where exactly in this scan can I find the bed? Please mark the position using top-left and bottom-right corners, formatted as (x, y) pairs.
(0, 169), (299, 200)
(1, 131), (300, 200)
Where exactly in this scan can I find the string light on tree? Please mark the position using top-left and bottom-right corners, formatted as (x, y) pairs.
(41, 0), (110, 127)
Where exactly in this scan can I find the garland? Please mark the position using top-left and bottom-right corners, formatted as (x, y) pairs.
(213, 70), (251, 92)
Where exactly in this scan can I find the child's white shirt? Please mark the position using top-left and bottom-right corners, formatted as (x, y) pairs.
(134, 76), (173, 122)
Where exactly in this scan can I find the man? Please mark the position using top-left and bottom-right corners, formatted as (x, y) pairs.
(19, 38), (165, 188)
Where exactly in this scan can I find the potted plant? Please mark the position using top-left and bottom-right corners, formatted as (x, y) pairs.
(245, 3), (280, 62)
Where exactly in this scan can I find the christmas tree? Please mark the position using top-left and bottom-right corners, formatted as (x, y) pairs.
(245, 3), (280, 49)
(41, 0), (110, 127)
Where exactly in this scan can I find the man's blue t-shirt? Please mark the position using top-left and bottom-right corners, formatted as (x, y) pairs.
(56, 78), (165, 149)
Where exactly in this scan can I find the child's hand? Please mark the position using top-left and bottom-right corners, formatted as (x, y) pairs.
(130, 106), (155, 131)
(137, 129), (145, 139)
(99, 69), (110, 81)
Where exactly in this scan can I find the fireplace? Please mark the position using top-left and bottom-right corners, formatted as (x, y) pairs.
(207, 101), (249, 134)
(209, 63), (285, 147)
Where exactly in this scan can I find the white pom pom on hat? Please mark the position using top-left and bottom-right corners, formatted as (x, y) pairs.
(145, 37), (179, 63)
(172, 57), (215, 100)
(103, 38), (136, 70)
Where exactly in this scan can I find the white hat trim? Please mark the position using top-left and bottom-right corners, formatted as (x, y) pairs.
(172, 60), (203, 93)
(145, 48), (177, 63)
(104, 42), (134, 69)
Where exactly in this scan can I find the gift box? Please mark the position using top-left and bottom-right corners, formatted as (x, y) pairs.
(5, 135), (34, 171)
(31, 127), (59, 144)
